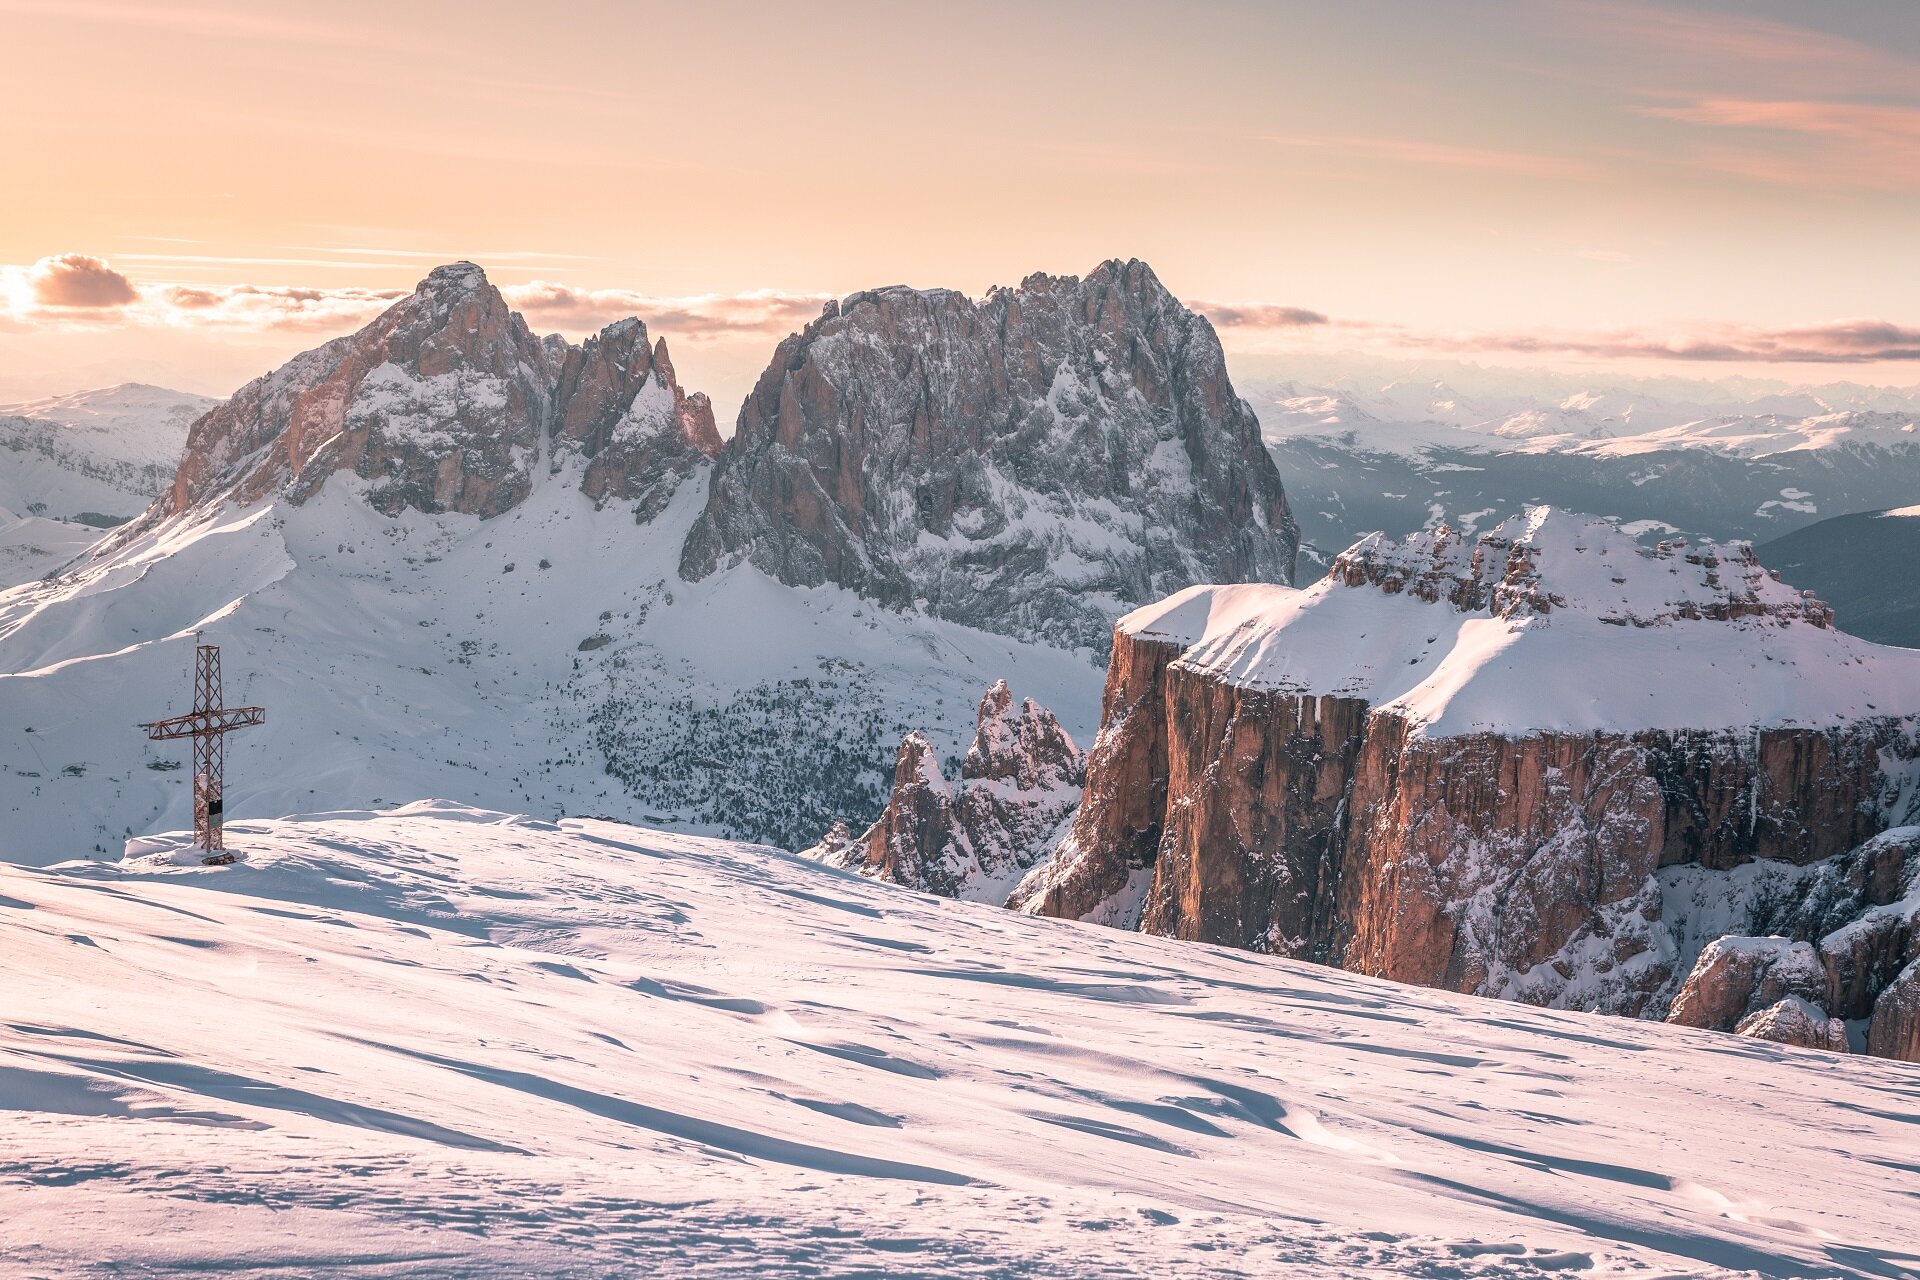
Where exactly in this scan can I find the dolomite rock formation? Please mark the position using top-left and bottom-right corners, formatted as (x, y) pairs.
(1665, 825), (1920, 1053)
(680, 259), (1298, 652)
(553, 319), (719, 521)
(151, 263), (716, 528)
(807, 681), (1083, 902)
(1868, 961), (1920, 1060)
(1026, 507), (1920, 1061)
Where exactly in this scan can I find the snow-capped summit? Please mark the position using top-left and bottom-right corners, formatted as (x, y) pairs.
(152, 262), (715, 528)
(682, 259), (1299, 652)
(1328, 506), (1832, 630)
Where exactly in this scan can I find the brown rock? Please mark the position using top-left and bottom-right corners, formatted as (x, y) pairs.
(1734, 998), (1849, 1052)
(811, 682), (1082, 903)
(1668, 938), (1826, 1033)
(1866, 959), (1920, 1062)
(1007, 629), (1183, 925)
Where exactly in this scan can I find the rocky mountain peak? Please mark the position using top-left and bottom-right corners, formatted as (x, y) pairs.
(144, 262), (714, 529)
(1331, 506), (1834, 628)
(679, 259), (1298, 652)
(806, 683), (1083, 902)
(962, 678), (1083, 793)
(420, 261), (491, 295)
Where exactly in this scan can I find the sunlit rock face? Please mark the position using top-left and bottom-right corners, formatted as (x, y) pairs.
(807, 680), (1083, 903)
(1026, 508), (1920, 1062)
(155, 263), (715, 526)
(680, 259), (1298, 651)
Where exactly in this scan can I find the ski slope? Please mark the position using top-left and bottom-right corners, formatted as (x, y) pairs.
(2, 803), (1916, 1278)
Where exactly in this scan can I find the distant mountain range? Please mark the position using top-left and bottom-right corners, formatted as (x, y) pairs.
(1761, 505), (1920, 648)
(1243, 373), (1920, 568)
(0, 383), (218, 584)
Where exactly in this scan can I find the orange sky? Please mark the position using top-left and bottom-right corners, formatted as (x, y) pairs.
(3, 0), (1918, 408)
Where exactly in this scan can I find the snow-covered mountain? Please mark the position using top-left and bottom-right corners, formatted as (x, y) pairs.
(1243, 373), (1920, 564)
(1015, 508), (1920, 1062)
(1, 260), (1303, 860)
(0, 383), (217, 586)
(4, 801), (1916, 1276)
(684, 260), (1299, 652)
(0, 382), (215, 523)
(147, 262), (717, 524)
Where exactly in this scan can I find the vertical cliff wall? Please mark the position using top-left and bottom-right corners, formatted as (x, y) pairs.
(1030, 511), (1920, 1060)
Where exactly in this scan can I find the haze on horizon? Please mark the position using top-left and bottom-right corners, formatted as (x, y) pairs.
(2, 0), (1918, 411)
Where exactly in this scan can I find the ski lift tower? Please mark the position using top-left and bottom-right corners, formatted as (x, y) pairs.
(139, 634), (265, 854)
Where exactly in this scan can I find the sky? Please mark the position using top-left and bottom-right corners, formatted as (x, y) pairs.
(2, 0), (1918, 411)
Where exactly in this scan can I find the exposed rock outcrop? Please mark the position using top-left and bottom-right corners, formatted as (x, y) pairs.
(151, 263), (716, 528)
(680, 259), (1298, 651)
(1867, 960), (1920, 1060)
(553, 319), (720, 521)
(1006, 630), (1182, 924)
(807, 681), (1083, 902)
(1668, 938), (1828, 1034)
(1031, 508), (1920, 1061)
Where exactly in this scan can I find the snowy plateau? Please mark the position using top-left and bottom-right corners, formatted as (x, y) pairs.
(3, 803), (1919, 1278)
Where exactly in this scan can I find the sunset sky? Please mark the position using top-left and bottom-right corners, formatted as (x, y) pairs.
(3, 0), (1917, 410)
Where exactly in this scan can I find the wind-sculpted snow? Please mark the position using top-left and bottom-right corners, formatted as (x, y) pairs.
(2, 803), (1916, 1277)
(682, 259), (1299, 652)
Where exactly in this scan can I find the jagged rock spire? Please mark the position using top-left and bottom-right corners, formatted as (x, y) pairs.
(806, 681), (1084, 902)
(151, 262), (714, 528)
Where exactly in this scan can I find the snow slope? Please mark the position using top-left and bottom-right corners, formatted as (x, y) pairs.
(0, 468), (1100, 861)
(2, 802), (1916, 1278)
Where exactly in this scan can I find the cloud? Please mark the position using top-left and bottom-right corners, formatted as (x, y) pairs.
(1196, 303), (1329, 329)
(21, 253), (139, 309)
(154, 283), (408, 331)
(1637, 97), (1920, 191)
(502, 282), (836, 340)
(1203, 301), (1920, 365)
(1545, 0), (1920, 98)
(1440, 320), (1920, 365)
(2, 255), (839, 348)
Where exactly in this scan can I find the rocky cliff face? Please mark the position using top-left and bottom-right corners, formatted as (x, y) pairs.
(154, 263), (716, 526)
(807, 681), (1083, 902)
(1030, 508), (1920, 1061)
(1664, 826), (1920, 1053)
(680, 259), (1298, 652)
(552, 319), (719, 522)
